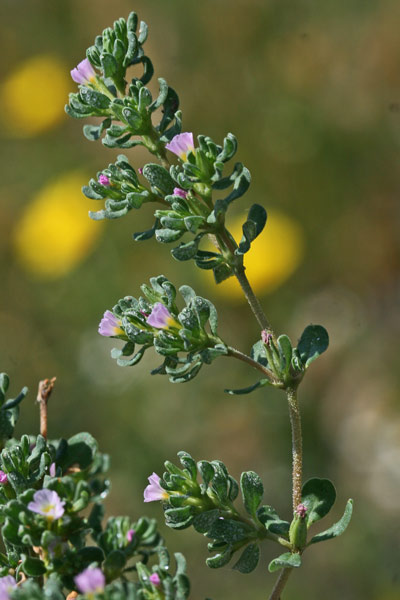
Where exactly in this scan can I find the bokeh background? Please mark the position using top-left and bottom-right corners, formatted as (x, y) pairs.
(1, 0), (399, 598)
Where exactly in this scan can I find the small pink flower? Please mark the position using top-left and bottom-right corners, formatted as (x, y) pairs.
(0, 471), (8, 485)
(98, 174), (110, 186)
(75, 567), (105, 594)
(126, 529), (135, 543)
(261, 330), (272, 345)
(0, 575), (17, 600)
(98, 310), (124, 337)
(70, 58), (96, 85)
(144, 473), (169, 503)
(165, 132), (194, 161)
(28, 489), (65, 521)
(295, 503), (307, 519)
(173, 187), (188, 199)
(147, 303), (180, 330)
(138, 167), (143, 175)
(49, 463), (56, 477)
(149, 573), (161, 586)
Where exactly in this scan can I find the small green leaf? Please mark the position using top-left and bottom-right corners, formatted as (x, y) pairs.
(277, 335), (292, 374)
(207, 519), (253, 544)
(309, 499), (353, 544)
(302, 478), (336, 526)
(235, 204), (267, 256)
(142, 163), (175, 196)
(232, 543), (260, 574)
(268, 552), (301, 573)
(297, 325), (329, 368)
(21, 555), (47, 577)
(240, 471), (264, 519)
(206, 545), (233, 569)
(192, 510), (220, 534)
(224, 379), (271, 395)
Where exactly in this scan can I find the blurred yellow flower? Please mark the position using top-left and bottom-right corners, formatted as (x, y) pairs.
(1, 55), (69, 137)
(206, 210), (304, 300)
(14, 172), (104, 278)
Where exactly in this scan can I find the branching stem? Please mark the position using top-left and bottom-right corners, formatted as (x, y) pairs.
(226, 347), (278, 384)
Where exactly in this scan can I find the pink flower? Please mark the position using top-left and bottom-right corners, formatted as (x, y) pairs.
(295, 503), (307, 518)
(28, 489), (65, 521)
(165, 132), (194, 161)
(149, 573), (161, 586)
(74, 567), (105, 594)
(0, 575), (17, 600)
(0, 471), (8, 485)
(144, 472), (169, 503)
(261, 330), (272, 345)
(98, 310), (124, 337)
(70, 58), (96, 85)
(147, 303), (180, 330)
(49, 463), (56, 477)
(173, 187), (188, 199)
(98, 174), (111, 186)
(126, 529), (135, 543)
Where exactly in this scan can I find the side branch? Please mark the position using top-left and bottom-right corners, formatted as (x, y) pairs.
(226, 347), (278, 384)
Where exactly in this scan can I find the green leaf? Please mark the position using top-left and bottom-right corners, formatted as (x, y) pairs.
(302, 478), (336, 526)
(207, 519), (253, 544)
(232, 543), (260, 574)
(213, 262), (233, 284)
(235, 204), (267, 256)
(133, 219), (159, 241)
(171, 239), (199, 261)
(277, 335), (292, 374)
(240, 471), (264, 519)
(257, 505), (290, 536)
(57, 432), (98, 470)
(206, 545), (233, 569)
(224, 379), (271, 395)
(268, 552), (301, 573)
(192, 510), (220, 534)
(142, 163), (175, 195)
(155, 228), (184, 243)
(297, 325), (329, 368)
(309, 499), (353, 544)
(21, 555), (46, 577)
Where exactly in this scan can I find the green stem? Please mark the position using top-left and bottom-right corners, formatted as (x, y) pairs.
(234, 265), (275, 339)
(287, 387), (303, 512)
(217, 227), (276, 339)
(268, 568), (292, 600)
(226, 346), (279, 384)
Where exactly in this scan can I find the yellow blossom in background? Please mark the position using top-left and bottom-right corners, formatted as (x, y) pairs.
(1, 55), (69, 137)
(14, 173), (104, 279)
(206, 210), (305, 300)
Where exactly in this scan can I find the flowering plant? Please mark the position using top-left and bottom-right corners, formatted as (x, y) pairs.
(0, 8), (354, 600)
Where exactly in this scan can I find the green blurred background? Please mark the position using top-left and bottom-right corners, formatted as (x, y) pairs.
(1, 0), (399, 598)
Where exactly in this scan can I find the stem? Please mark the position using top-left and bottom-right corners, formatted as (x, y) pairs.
(287, 387), (303, 512)
(36, 378), (56, 440)
(234, 265), (275, 339)
(226, 346), (279, 384)
(268, 568), (292, 600)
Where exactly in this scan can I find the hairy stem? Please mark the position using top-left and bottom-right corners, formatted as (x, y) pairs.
(226, 347), (278, 384)
(287, 387), (303, 512)
(268, 568), (292, 600)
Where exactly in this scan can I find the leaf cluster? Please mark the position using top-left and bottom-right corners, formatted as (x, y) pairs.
(108, 275), (227, 383)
